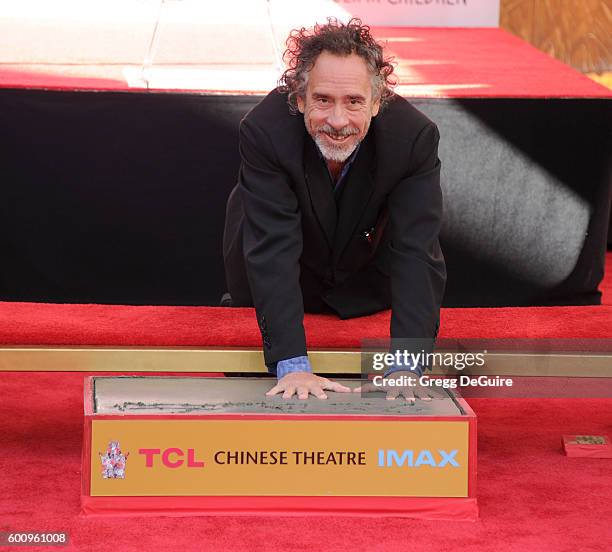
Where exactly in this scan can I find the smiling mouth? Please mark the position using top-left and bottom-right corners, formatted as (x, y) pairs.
(324, 133), (352, 143)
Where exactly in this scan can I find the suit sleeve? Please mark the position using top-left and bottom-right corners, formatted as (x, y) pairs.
(388, 122), (447, 340)
(238, 117), (307, 368)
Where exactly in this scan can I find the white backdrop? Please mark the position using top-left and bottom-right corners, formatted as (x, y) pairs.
(324, 0), (500, 27)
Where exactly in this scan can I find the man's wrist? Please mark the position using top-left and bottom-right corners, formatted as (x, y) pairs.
(383, 362), (424, 379)
(276, 356), (313, 380)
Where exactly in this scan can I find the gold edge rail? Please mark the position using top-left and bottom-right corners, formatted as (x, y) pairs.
(0, 347), (610, 377)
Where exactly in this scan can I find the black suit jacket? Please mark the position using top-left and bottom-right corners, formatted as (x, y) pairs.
(223, 89), (446, 368)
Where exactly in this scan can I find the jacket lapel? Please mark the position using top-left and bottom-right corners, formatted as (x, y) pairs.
(303, 137), (337, 249)
(332, 133), (376, 263)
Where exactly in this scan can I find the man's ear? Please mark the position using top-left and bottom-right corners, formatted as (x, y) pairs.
(296, 95), (305, 114)
(371, 96), (381, 117)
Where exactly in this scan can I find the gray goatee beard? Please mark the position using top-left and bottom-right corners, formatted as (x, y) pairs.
(311, 124), (360, 163)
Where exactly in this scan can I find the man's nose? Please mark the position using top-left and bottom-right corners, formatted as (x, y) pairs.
(327, 104), (349, 129)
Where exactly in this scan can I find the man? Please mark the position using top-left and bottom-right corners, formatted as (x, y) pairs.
(223, 19), (446, 401)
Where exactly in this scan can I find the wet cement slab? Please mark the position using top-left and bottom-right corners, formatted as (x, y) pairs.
(93, 376), (464, 416)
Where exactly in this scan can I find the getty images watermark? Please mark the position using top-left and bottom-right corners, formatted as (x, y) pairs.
(359, 338), (612, 398)
(367, 342), (512, 391)
(371, 349), (514, 390)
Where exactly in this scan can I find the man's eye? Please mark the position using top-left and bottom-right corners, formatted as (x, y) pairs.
(317, 98), (328, 104)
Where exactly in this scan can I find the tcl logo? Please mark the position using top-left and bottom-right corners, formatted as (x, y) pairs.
(138, 448), (205, 468)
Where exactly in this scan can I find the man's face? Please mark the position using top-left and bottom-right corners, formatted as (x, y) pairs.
(297, 51), (380, 163)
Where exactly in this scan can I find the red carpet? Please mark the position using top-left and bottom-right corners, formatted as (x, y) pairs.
(3, 253), (611, 348)
(0, 371), (610, 551)
(1, 303), (610, 347)
(1, 26), (608, 98)
(0, 265), (609, 548)
(376, 28), (611, 98)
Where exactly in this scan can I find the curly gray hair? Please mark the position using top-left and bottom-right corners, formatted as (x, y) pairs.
(278, 18), (396, 114)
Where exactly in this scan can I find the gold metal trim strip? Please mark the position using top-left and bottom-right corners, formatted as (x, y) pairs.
(0, 347), (609, 377)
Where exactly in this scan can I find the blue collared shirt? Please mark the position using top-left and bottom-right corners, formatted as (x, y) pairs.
(276, 355), (424, 380)
(322, 142), (360, 196)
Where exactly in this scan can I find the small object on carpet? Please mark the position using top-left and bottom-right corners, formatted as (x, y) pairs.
(562, 435), (612, 458)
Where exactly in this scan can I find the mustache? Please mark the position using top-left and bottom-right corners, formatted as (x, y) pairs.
(315, 124), (359, 139)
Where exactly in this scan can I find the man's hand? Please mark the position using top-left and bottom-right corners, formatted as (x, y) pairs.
(353, 370), (437, 404)
(266, 372), (352, 400)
